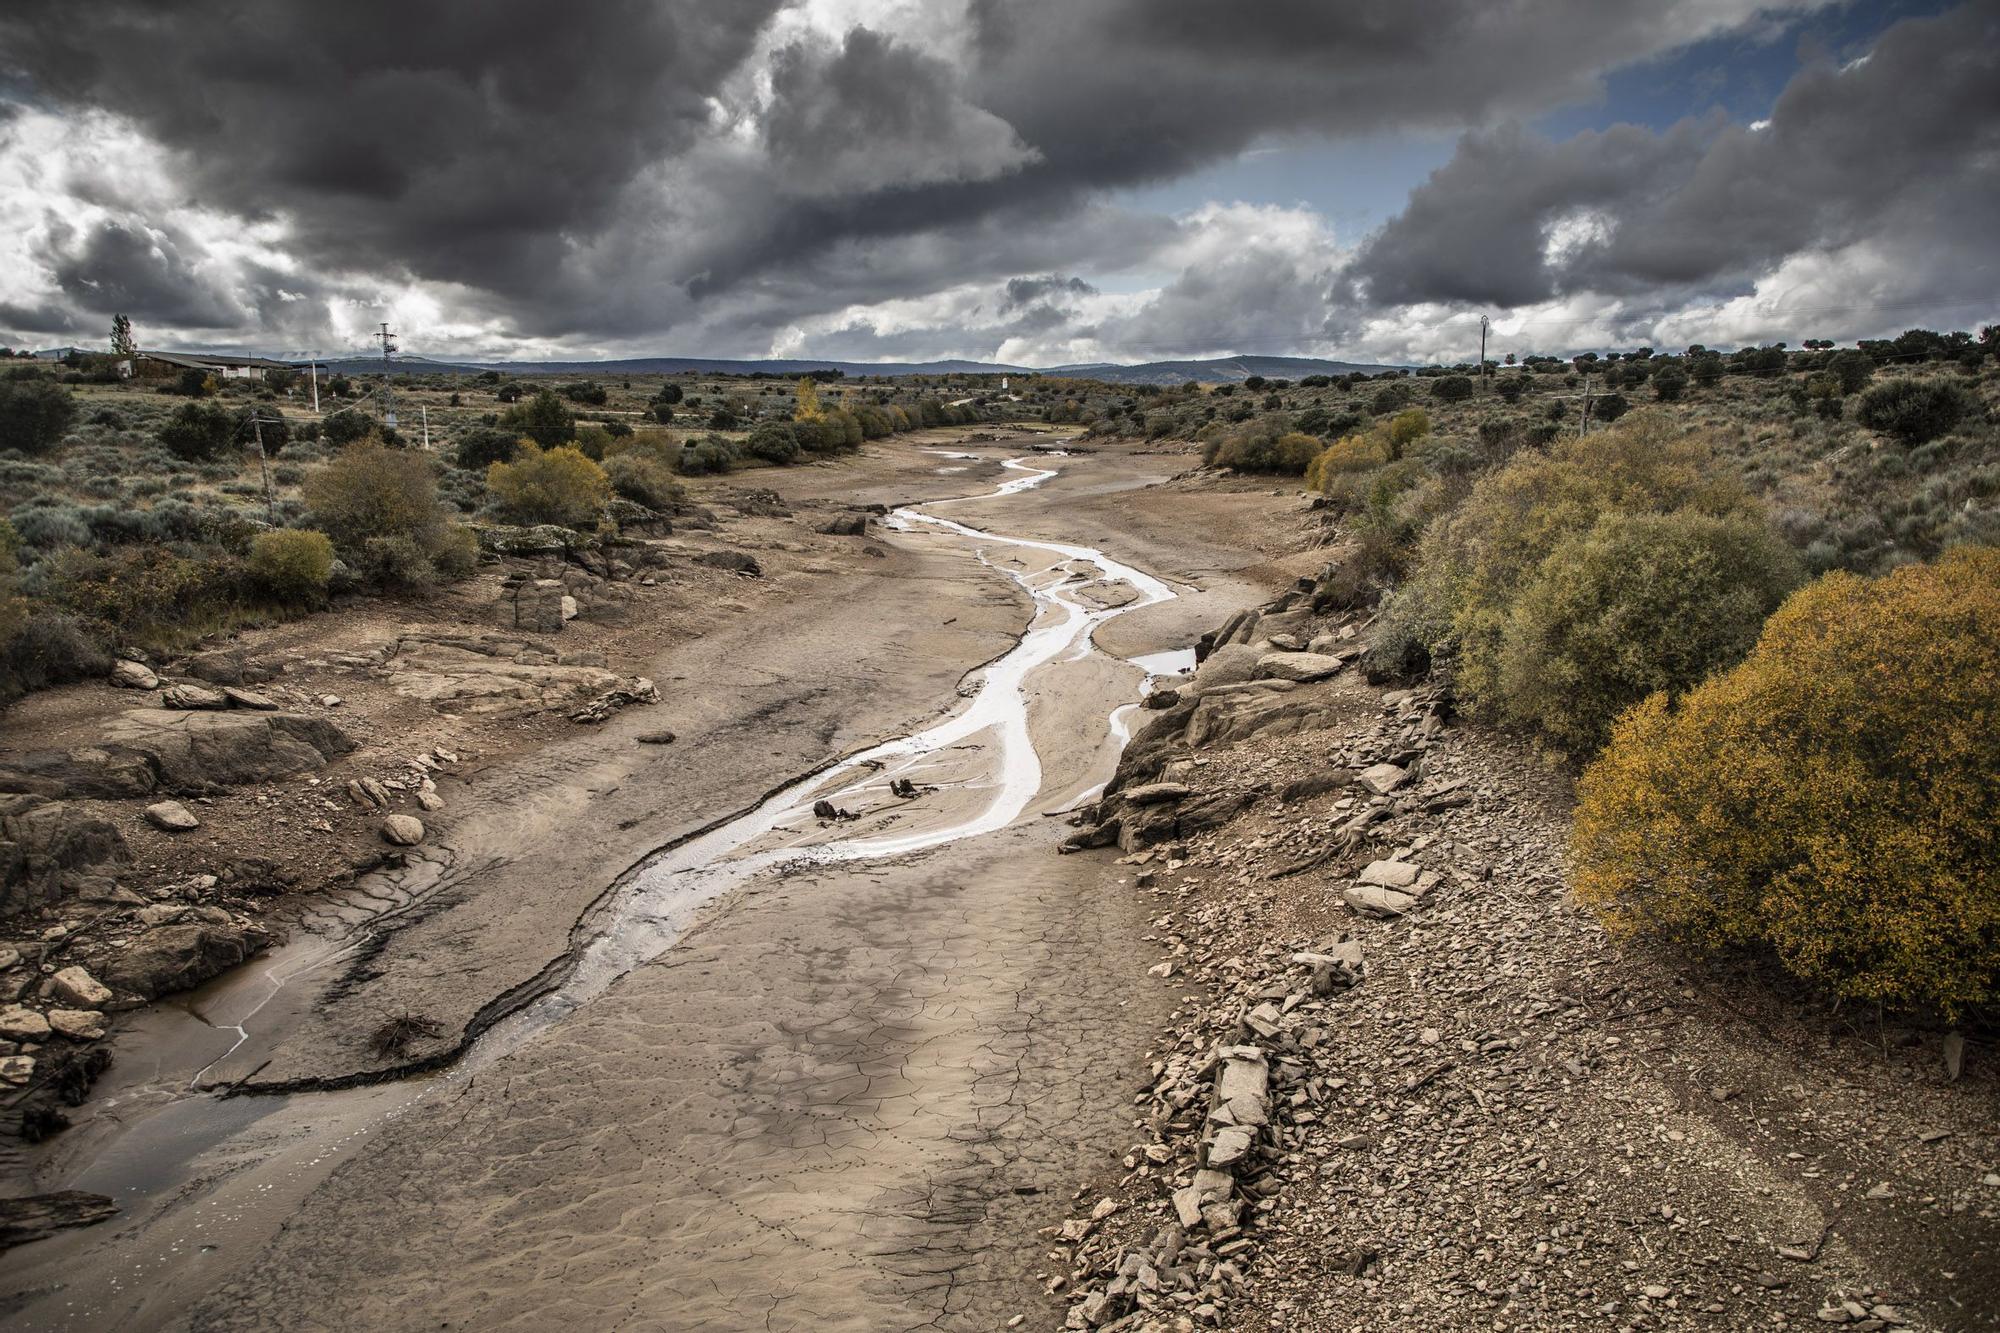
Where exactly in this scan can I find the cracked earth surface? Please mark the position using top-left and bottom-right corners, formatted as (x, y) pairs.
(187, 822), (1162, 1331)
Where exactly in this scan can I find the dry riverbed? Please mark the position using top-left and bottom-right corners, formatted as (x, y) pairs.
(0, 431), (1311, 1329)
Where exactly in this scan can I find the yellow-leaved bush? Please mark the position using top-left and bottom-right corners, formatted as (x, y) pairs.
(1572, 546), (2000, 1014)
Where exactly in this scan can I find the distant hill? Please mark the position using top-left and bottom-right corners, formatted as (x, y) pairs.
(1045, 355), (1398, 385)
(306, 352), (1400, 383)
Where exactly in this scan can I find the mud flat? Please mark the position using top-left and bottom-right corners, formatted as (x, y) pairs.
(0, 437), (1303, 1330)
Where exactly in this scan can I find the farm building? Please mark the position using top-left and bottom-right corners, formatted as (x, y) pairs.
(128, 350), (299, 381)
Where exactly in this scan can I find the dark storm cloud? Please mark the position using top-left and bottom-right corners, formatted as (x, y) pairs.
(962, 0), (1813, 191)
(0, 0), (784, 299)
(763, 26), (1033, 194)
(43, 219), (243, 327)
(1001, 275), (1098, 311)
(8, 0), (1980, 359)
(1351, 3), (2000, 309)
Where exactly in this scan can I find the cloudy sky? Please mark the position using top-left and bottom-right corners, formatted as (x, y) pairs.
(1, 0), (1994, 366)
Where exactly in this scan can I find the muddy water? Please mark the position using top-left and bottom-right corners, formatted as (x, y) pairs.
(1, 453), (1195, 1330)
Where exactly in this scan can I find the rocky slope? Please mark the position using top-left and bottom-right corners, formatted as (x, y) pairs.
(1044, 572), (1999, 1333)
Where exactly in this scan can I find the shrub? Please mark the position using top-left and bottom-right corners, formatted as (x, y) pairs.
(304, 441), (472, 588)
(1572, 547), (2000, 1014)
(10, 502), (92, 553)
(232, 406), (291, 451)
(603, 453), (684, 511)
(158, 401), (236, 461)
(1495, 376), (1526, 403)
(0, 374), (78, 455)
(496, 389), (575, 448)
(1651, 366), (1688, 402)
(1591, 392), (1630, 423)
(559, 381), (608, 406)
(453, 426), (522, 470)
(1855, 378), (1972, 446)
(1827, 350), (1874, 395)
(1370, 384), (1410, 415)
(1385, 408), (1431, 457)
(485, 444), (610, 528)
(1202, 428), (1322, 475)
(1431, 375), (1474, 403)
(321, 407), (375, 446)
(676, 435), (739, 475)
(1400, 411), (1762, 714)
(1496, 511), (1802, 754)
(745, 422), (802, 464)
(247, 528), (335, 606)
(0, 610), (111, 701)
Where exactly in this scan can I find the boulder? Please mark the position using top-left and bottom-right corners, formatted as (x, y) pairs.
(1188, 643), (1264, 694)
(1343, 884), (1417, 918)
(108, 660), (158, 690)
(501, 579), (568, 634)
(0, 796), (130, 912)
(162, 683), (227, 711)
(478, 524), (597, 558)
(380, 814), (426, 846)
(99, 709), (354, 793)
(1122, 782), (1190, 806)
(817, 513), (869, 536)
(0, 1004), (51, 1041)
(221, 687), (279, 711)
(144, 800), (201, 832)
(1141, 687), (1181, 711)
(1256, 651), (1346, 683)
(96, 923), (263, 999)
(182, 648), (278, 686)
(1358, 860), (1420, 889)
(47, 1008), (106, 1041)
(49, 965), (112, 1008)
(694, 550), (762, 577)
(1356, 762), (1410, 795)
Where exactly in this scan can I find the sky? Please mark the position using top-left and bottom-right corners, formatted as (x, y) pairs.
(0, 0), (1993, 368)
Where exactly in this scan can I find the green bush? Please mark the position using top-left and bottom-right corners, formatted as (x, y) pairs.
(1202, 428), (1322, 475)
(0, 609), (111, 701)
(485, 444), (611, 528)
(676, 435), (739, 476)
(303, 441), (472, 589)
(247, 528), (335, 605)
(745, 422), (802, 464)
(1431, 375), (1474, 403)
(1398, 411), (1763, 716)
(0, 373), (78, 456)
(1855, 378), (1973, 446)
(453, 426), (522, 470)
(1573, 547), (2000, 1014)
(158, 401), (236, 462)
(500, 389), (576, 448)
(320, 407), (375, 446)
(1827, 350), (1874, 395)
(604, 453), (684, 511)
(1496, 510), (1802, 754)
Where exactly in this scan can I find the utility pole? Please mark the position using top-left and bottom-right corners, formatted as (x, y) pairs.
(1479, 315), (1490, 380)
(376, 322), (398, 432)
(290, 349), (322, 413)
(1578, 372), (1593, 437)
(250, 414), (276, 525)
